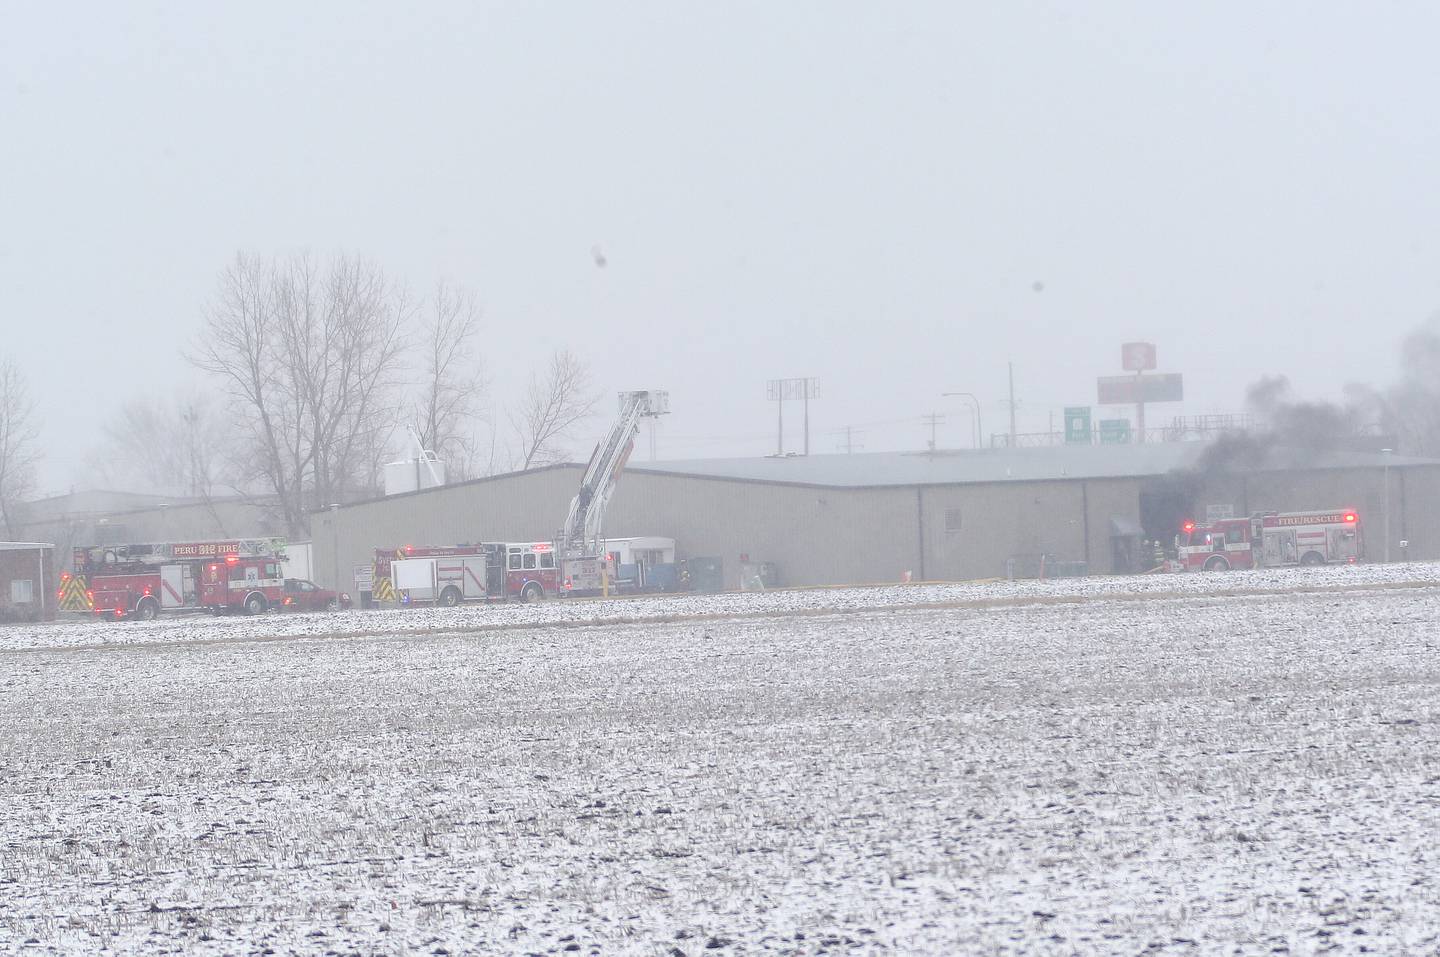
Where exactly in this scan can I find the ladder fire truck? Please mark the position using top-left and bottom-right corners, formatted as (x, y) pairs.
(372, 391), (670, 606)
(1175, 509), (1362, 572)
(74, 539), (288, 619)
(556, 390), (669, 596)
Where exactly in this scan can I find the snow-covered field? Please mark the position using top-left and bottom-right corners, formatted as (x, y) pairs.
(3, 566), (1438, 954)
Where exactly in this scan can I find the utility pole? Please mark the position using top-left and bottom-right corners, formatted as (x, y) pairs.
(922, 412), (945, 451)
(832, 425), (864, 454)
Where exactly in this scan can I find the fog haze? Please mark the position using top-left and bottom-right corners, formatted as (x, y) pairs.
(4, 1), (1438, 493)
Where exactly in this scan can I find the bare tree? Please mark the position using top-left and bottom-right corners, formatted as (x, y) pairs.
(510, 349), (599, 470)
(0, 358), (40, 538)
(94, 392), (229, 499)
(414, 280), (487, 474)
(189, 252), (412, 536)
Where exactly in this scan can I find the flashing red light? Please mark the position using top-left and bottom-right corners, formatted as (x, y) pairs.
(1343, 512), (1357, 523)
(225, 554), (240, 564)
(86, 590), (94, 600)
(210, 564), (219, 572)
(405, 545), (414, 554)
(1182, 521), (1196, 533)
(61, 572), (71, 582)
(143, 587), (152, 597)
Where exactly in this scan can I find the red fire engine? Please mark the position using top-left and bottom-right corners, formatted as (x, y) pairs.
(502, 541), (565, 601)
(74, 539), (287, 619)
(1176, 509), (1363, 571)
(197, 554), (288, 615)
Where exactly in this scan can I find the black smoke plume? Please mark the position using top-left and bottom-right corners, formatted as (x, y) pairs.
(1193, 375), (1382, 476)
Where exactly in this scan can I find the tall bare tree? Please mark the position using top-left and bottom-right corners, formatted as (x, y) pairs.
(189, 252), (412, 536)
(510, 349), (599, 470)
(0, 357), (40, 537)
(414, 280), (487, 474)
(94, 392), (229, 499)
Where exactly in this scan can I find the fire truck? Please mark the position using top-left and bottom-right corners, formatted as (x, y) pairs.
(197, 554), (289, 614)
(74, 539), (287, 619)
(1175, 509), (1363, 571)
(378, 542), (565, 605)
(375, 545), (494, 606)
(380, 544), (499, 606)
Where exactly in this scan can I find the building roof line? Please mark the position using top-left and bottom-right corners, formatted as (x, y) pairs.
(315, 462), (582, 513)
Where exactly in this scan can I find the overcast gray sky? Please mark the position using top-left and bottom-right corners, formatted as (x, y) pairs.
(4, 1), (1439, 494)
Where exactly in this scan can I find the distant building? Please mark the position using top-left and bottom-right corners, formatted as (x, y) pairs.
(12, 490), (287, 569)
(308, 444), (1440, 593)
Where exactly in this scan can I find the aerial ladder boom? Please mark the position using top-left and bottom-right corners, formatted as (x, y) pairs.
(560, 390), (669, 558)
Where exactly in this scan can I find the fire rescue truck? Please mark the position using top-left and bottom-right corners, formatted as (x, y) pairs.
(382, 538), (678, 604)
(1175, 509), (1363, 571)
(198, 553), (289, 614)
(74, 539), (287, 619)
(380, 543), (500, 606)
(378, 542), (563, 605)
(374, 545), (492, 606)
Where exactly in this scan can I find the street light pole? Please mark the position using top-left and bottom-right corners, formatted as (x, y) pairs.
(942, 392), (983, 449)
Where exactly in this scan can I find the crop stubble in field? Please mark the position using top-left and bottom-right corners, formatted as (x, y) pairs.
(2, 578), (1438, 954)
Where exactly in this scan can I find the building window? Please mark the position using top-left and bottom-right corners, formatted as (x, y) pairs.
(11, 579), (34, 604)
(945, 508), (962, 533)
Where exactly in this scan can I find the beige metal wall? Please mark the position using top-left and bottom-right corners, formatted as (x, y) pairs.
(312, 468), (922, 591)
(602, 473), (918, 587)
(310, 468), (1149, 591)
(309, 463), (1440, 593)
(918, 478), (1143, 580)
(311, 466), (583, 591)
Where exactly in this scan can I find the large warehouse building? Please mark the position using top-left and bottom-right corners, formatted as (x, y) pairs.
(309, 444), (1440, 594)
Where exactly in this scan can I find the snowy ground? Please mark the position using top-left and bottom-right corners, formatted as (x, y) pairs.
(3, 567), (1438, 954)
